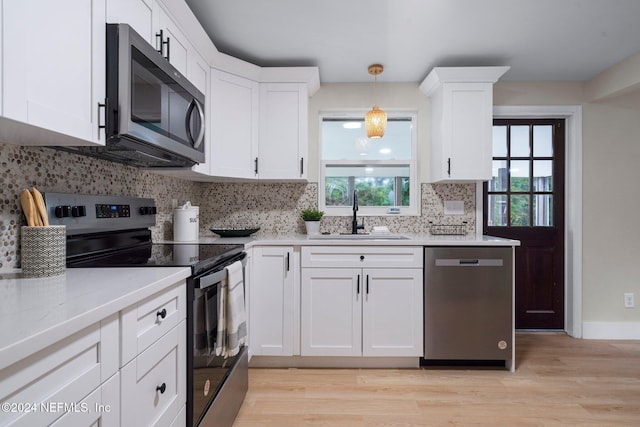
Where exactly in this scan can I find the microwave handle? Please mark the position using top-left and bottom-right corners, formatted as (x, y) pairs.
(186, 99), (205, 149)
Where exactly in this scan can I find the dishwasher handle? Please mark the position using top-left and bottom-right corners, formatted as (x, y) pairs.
(435, 259), (504, 267)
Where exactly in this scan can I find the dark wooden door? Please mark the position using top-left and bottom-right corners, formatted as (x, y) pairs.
(483, 119), (565, 329)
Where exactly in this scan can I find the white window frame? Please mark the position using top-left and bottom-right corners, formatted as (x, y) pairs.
(318, 111), (419, 216)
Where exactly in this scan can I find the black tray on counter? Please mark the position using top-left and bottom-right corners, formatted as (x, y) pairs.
(210, 227), (260, 237)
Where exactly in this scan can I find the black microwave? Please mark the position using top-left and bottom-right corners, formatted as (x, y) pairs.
(62, 24), (205, 168)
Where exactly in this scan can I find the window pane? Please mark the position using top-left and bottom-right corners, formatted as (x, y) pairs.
(324, 165), (410, 207)
(325, 177), (350, 206)
(533, 125), (553, 157)
(510, 160), (530, 192)
(533, 194), (553, 226)
(491, 160), (508, 191)
(510, 125), (530, 157)
(322, 119), (412, 160)
(533, 160), (553, 191)
(493, 126), (507, 157)
(488, 195), (507, 226)
(510, 195), (530, 226)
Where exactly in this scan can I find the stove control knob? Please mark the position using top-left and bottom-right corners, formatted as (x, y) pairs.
(139, 206), (157, 215)
(54, 205), (71, 218)
(71, 205), (87, 217)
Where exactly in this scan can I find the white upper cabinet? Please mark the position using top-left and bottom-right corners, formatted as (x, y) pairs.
(257, 83), (308, 180)
(420, 66), (510, 182)
(155, 6), (189, 77)
(209, 69), (259, 179)
(106, 0), (154, 44)
(1, 0), (106, 146)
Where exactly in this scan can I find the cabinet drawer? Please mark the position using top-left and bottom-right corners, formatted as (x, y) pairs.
(301, 246), (423, 269)
(0, 319), (118, 427)
(121, 284), (186, 366)
(50, 372), (120, 427)
(121, 326), (182, 427)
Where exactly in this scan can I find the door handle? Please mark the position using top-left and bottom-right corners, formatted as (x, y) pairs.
(185, 99), (205, 149)
(366, 275), (369, 295)
(286, 252), (290, 272)
(357, 274), (360, 295)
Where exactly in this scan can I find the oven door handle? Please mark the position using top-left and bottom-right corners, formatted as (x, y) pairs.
(197, 255), (247, 290)
(198, 269), (227, 290)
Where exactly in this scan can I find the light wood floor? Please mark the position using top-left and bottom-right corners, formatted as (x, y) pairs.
(234, 333), (640, 426)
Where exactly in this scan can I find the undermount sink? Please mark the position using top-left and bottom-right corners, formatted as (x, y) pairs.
(308, 233), (410, 240)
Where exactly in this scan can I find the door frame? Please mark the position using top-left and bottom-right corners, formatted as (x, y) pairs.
(475, 105), (583, 338)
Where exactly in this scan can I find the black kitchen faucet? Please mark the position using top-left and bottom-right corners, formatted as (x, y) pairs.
(351, 190), (365, 234)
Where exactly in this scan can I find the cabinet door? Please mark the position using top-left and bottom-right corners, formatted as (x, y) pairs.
(300, 268), (362, 356)
(250, 246), (296, 356)
(121, 326), (182, 427)
(445, 82), (493, 181)
(49, 373), (120, 427)
(210, 70), (259, 179)
(362, 269), (423, 357)
(106, 0), (154, 44)
(155, 6), (189, 76)
(258, 83), (308, 180)
(2, 0), (106, 145)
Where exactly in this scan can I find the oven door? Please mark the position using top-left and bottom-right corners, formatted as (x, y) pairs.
(188, 253), (248, 427)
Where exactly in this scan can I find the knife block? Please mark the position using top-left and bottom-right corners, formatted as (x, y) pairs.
(21, 225), (66, 278)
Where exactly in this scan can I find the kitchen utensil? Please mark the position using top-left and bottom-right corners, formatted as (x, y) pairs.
(31, 187), (49, 226)
(210, 227), (260, 237)
(20, 188), (41, 226)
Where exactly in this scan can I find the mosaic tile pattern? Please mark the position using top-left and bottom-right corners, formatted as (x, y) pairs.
(194, 182), (476, 238)
(0, 143), (199, 269)
(1, 142), (476, 269)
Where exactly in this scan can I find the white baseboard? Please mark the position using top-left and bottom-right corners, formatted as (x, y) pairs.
(582, 322), (640, 339)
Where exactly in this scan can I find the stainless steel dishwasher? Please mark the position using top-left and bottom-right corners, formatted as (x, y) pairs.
(423, 246), (513, 368)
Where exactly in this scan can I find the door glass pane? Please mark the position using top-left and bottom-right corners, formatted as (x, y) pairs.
(533, 194), (553, 226)
(510, 195), (530, 226)
(488, 195), (508, 226)
(533, 125), (553, 157)
(533, 160), (553, 191)
(493, 126), (507, 157)
(510, 160), (530, 192)
(491, 160), (508, 191)
(510, 126), (530, 157)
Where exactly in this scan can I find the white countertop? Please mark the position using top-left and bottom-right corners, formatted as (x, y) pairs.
(167, 233), (520, 247)
(0, 267), (191, 371)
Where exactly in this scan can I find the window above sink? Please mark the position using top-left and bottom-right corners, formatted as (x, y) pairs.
(318, 113), (419, 216)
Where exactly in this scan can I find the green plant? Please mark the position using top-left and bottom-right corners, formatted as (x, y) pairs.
(300, 208), (324, 221)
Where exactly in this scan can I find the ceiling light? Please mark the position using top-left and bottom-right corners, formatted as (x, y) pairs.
(343, 122), (362, 129)
(365, 64), (387, 139)
(379, 148), (391, 154)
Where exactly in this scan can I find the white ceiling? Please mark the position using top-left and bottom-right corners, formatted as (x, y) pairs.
(185, 0), (640, 84)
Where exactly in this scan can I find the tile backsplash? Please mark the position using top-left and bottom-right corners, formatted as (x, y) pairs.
(0, 142), (476, 270)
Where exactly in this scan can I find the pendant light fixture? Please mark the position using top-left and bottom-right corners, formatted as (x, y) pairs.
(365, 64), (387, 139)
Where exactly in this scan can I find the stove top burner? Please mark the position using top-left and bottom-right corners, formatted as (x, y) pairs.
(67, 243), (244, 276)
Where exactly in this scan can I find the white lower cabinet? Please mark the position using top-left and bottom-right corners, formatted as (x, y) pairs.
(120, 284), (187, 426)
(249, 246), (298, 356)
(0, 279), (186, 427)
(301, 246), (423, 357)
(0, 317), (119, 426)
(121, 321), (185, 427)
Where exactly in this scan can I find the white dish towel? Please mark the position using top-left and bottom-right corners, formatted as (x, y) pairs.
(215, 260), (247, 358)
